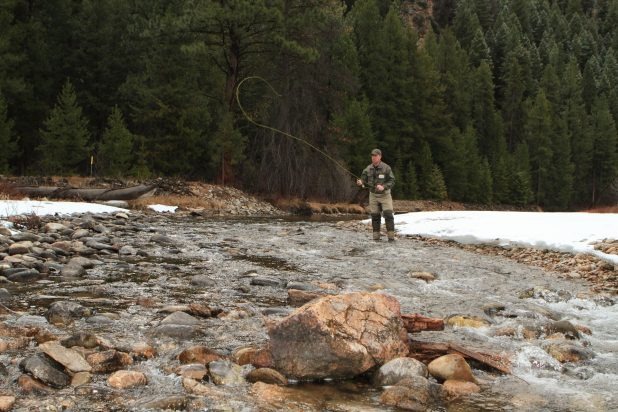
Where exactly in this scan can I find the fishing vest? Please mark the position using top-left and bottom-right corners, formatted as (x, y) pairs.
(361, 162), (395, 194)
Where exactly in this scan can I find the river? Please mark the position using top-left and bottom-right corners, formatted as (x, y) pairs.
(1, 213), (616, 411)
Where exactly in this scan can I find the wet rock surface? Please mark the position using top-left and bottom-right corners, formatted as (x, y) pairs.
(268, 292), (409, 380)
(0, 210), (615, 411)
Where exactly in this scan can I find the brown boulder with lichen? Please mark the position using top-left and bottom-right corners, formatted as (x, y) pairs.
(177, 345), (225, 365)
(268, 292), (408, 380)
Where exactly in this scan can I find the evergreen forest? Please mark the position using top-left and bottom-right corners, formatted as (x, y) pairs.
(1, 0), (617, 210)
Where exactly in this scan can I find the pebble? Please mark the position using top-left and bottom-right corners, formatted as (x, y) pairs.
(246, 368), (288, 385)
(107, 370), (148, 389)
(0, 396), (16, 412)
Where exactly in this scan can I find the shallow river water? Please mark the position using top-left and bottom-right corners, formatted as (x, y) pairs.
(1, 214), (617, 411)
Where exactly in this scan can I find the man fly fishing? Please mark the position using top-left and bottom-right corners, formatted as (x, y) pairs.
(356, 149), (396, 242)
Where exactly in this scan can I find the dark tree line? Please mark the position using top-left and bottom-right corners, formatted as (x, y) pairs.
(0, 0), (616, 209)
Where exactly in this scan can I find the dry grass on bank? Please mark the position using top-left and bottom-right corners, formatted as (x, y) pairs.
(307, 201), (366, 214)
(54, 176), (97, 187)
(128, 194), (224, 211)
(584, 206), (618, 213)
(271, 197), (366, 215)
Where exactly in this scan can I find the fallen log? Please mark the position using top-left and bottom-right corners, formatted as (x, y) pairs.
(401, 313), (445, 333)
(14, 184), (157, 201)
(408, 339), (511, 375)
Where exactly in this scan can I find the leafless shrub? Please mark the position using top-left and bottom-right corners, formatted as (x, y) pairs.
(0, 180), (19, 200)
(9, 213), (42, 230)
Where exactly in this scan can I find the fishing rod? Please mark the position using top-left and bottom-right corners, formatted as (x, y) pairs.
(235, 76), (361, 181)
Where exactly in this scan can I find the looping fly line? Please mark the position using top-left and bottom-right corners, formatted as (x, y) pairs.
(235, 76), (360, 180)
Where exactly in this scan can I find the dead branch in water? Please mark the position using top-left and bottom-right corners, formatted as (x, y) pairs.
(408, 339), (512, 375)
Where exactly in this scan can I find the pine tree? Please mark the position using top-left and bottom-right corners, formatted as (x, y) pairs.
(500, 46), (532, 151)
(0, 1), (62, 172)
(452, 0), (482, 51)
(562, 57), (593, 206)
(120, 34), (213, 178)
(0, 91), (18, 174)
(546, 116), (574, 209)
(538, 31), (559, 67)
(492, 154), (510, 203)
(471, 61), (505, 163)
(412, 36), (454, 172)
(358, 3), (415, 168)
(405, 161), (419, 200)
(529, 1), (548, 44)
(582, 56), (600, 111)
(444, 129), (468, 201)
(430, 28), (472, 131)
(540, 64), (574, 209)
(472, 0), (494, 32)
(599, 0), (618, 37)
(353, 0), (387, 105)
(461, 126), (484, 203)
(62, 1), (138, 134)
(540, 64), (561, 117)
(393, 155), (405, 199)
(38, 80), (91, 175)
(416, 141), (434, 198)
(488, 22), (512, 91)
(332, 98), (375, 178)
(209, 111), (246, 185)
(478, 158), (493, 204)
(508, 142), (533, 206)
(426, 165), (448, 201)
(573, 28), (598, 70)
(602, 49), (618, 123)
(590, 95), (618, 205)
(98, 106), (134, 177)
(547, 2), (570, 49)
(511, 0), (533, 38)
(130, 135), (151, 179)
(524, 90), (553, 206)
(468, 28), (492, 68)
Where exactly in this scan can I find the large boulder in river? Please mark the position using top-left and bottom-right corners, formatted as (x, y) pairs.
(268, 292), (409, 380)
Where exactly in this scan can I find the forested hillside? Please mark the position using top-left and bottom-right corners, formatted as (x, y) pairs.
(0, 0), (617, 209)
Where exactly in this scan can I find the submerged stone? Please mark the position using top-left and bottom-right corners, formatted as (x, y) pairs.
(20, 353), (70, 388)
